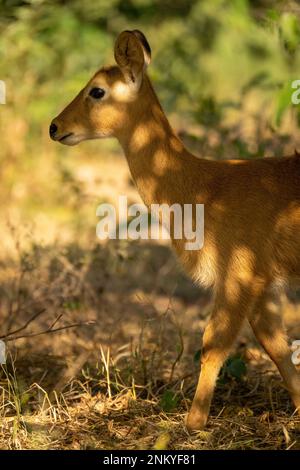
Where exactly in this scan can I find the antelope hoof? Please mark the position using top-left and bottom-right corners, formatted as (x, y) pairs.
(185, 409), (208, 433)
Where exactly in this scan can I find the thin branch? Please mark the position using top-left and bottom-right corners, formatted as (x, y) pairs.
(0, 309), (47, 340)
(168, 323), (184, 384)
(48, 313), (63, 331)
(4, 320), (96, 342)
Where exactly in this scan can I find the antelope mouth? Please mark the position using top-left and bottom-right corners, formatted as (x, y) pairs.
(57, 132), (82, 146)
(59, 132), (74, 142)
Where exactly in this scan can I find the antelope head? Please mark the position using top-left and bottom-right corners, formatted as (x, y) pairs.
(50, 30), (152, 146)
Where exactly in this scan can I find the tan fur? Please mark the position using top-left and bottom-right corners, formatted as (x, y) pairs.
(51, 30), (300, 431)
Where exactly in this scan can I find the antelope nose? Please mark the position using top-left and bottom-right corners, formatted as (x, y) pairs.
(49, 122), (58, 138)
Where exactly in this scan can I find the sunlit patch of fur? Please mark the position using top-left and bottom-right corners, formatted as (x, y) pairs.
(112, 80), (140, 102)
(181, 249), (217, 289)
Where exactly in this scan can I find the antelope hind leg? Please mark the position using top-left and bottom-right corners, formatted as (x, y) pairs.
(249, 290), (300, 413)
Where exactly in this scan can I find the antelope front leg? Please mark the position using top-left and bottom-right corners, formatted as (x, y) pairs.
(186, 287), (256, 432)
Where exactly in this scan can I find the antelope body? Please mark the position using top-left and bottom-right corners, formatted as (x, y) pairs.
(50, 30), (300, 431)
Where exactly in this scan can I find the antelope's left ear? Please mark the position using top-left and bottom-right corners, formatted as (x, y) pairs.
(114, 30), (151, 88)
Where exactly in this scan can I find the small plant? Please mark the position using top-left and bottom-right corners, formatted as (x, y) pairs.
(159, 390), (179, 412)
(219, 354), (247, 383)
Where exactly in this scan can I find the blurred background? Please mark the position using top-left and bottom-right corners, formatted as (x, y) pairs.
(1, 0), (300, 243)
(0, 0), (300, 450)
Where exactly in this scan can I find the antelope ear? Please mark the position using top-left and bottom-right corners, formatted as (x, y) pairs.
(114, 30), (151, 87)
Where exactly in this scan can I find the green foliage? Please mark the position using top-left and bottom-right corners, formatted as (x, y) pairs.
(220, 354), (247, 382)
(1, 0), (300, 132)
(159, 389), (179, 412)
(193, 348), (201, 364)
(279, 12), (300, 54)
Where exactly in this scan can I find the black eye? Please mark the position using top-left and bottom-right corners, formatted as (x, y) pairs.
(89, 87), (105, 99)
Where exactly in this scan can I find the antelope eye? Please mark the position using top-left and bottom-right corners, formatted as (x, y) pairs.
(89, 87), (105, 99)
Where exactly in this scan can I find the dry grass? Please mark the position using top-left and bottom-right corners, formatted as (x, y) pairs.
(0, 234), (299, 450)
